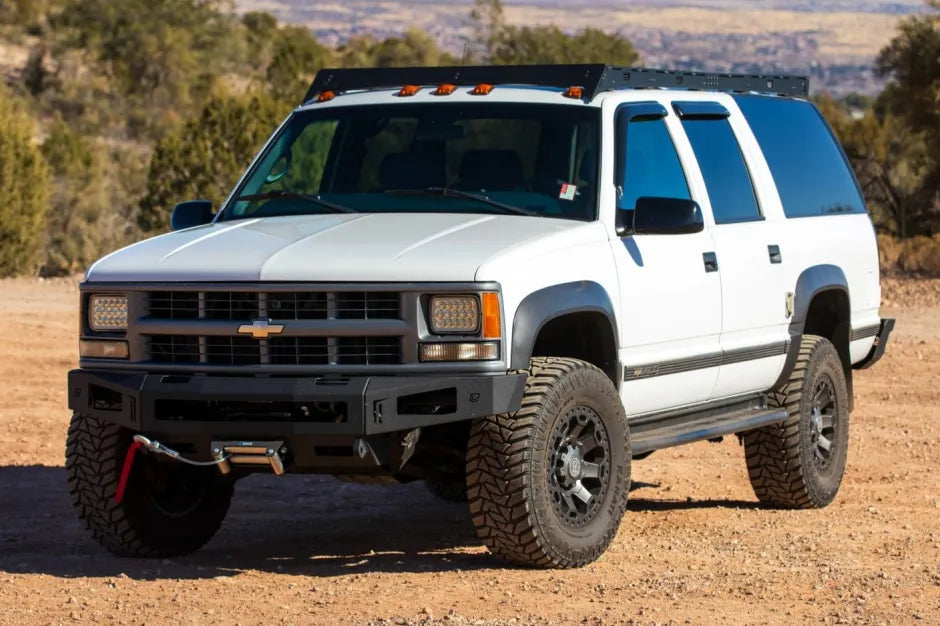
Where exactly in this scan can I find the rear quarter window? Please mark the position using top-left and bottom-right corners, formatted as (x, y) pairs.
(734, 95), (866, 218)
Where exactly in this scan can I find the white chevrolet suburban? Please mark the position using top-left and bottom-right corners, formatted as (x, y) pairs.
(67, 65), (894, 568)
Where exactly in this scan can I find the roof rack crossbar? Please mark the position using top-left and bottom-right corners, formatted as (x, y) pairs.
(302, 65), (809, 105)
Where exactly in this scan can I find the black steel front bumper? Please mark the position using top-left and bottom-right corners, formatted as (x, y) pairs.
(67, 369), (526, 439)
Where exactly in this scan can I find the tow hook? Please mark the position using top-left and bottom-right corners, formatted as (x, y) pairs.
(211, 440), (287, 476)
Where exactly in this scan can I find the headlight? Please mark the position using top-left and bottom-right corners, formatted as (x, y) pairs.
(89, 295), (128, 331)
(429, 295), (480, 334)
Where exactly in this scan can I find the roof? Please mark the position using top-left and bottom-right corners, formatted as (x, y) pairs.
(303, 64), (810, 105)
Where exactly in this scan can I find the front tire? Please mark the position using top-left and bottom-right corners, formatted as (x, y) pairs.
(743, 335), (850, 508)
(466, 357), (630, 568)
(66, 413), (234, 557)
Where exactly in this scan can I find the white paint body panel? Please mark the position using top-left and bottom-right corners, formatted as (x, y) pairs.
(87, 213), (590, 283)
(84, 85), (885, 419)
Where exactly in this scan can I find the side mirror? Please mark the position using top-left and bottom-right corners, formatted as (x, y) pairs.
(170, 200), (213, 231)
(615, 209), (634, 237)
(633, 197), (704, 235)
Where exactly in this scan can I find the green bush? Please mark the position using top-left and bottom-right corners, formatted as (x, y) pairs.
(0, 87), (50, 277)
(138, 90), (285, 233)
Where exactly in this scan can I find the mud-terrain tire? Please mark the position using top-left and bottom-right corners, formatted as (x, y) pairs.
(466, 357), (630, 568)
(66, 413), (234, 557)
(743, 335), (850, 508)
(425, 479), (468, 502)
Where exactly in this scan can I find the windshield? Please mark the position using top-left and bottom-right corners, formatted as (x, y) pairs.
(220, 103), (600, 221)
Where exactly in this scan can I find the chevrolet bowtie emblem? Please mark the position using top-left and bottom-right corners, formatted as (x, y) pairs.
(237, 319), (285, 340)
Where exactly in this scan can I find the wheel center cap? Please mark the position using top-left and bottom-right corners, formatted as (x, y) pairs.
(566, 455), (583, 480)
(811, 407), (822, 436)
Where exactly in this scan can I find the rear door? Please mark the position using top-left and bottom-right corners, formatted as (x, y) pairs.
(610, 102), (723, 415)
(674, 100), (788, 397)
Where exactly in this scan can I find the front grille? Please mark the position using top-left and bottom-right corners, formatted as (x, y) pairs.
(146, 291), (400, 321)
(147, 335), (402, 366)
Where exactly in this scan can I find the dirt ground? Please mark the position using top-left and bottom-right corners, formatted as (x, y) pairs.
(0, 277), (937, 625)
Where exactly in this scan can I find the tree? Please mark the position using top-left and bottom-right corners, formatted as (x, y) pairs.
(52, 0), (241, 131)
(471, 0), (639, 66)
(873, 0), (940, 236)
(877, 1), (940, 142)
(818, 96), (932, 238)
(265, 25), (334, 102)
(0, 87), (50, 277)
(40, 118), (133, 275)
(337, 30), (456, 69)
(368, 29), (457, 67)
(138, 91), (284, 233)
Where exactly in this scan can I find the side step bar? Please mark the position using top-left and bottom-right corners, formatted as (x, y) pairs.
(630, 396), (788, 456)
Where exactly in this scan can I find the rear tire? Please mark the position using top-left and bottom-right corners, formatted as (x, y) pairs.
(66, 413), (234, 557)
(743, 335), (850, 508)
(466, 357), (630, 568)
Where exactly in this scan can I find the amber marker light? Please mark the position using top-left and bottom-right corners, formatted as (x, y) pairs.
(471, 83), (494, 96)
(317, 90), (336, 102)
(398, 84), (421, 97)
(563, 86), (584, 99)
(434, 83), (458, 95)
(482, 292), (501, 339)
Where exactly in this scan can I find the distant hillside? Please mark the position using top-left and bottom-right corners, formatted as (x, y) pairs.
(234, 0), (931, 95)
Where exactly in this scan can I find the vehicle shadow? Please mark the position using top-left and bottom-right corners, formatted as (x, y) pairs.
(0, 465), (487, 580)
(0, 465), (760, 581)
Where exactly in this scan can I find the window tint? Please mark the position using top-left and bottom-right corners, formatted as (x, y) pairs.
(224, 103), (600, 222)
(681, 117), (761, 223)
(619, 117), (689, 210)
(734, 95), (865, 217)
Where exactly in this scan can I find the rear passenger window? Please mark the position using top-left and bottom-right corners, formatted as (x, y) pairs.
(619, 118), (690, 211)
(734, 95), (866, 217)
(681, 118), (761, 223)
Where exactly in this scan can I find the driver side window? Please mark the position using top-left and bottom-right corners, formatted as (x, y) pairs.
(618, 117), (690, 211)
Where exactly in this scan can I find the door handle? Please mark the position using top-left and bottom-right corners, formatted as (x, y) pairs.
(703, 252), (719, 273)
(768, 244), (782, 264)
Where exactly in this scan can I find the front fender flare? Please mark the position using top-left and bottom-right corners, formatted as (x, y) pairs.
(509, 281), (618, 371)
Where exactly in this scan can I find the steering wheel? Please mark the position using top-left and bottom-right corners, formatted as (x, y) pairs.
(265, 153), (291, 184)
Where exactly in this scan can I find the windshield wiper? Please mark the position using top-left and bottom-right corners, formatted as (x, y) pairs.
(233, 191), (358, 214)
(384, 187), (542, 217)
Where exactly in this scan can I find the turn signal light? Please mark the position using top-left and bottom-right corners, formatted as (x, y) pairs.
(398, 84), (421, 97)
(80, 339), (129, 360)
(482, 292), (501, 339)
(563, 86), (584, 99)
(471, 83), (494, 96)
(317, 91), (336, 102)
(420, 342), (499, 362)
(434, 83), (457, 95)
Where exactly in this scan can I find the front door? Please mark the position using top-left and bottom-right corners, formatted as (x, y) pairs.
(611, 103), (723, 416)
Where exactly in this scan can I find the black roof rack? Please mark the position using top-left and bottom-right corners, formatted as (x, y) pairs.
(303, 64), (809, 104)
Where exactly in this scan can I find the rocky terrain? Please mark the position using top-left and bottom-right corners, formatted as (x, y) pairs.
(0, 276), (937, 624)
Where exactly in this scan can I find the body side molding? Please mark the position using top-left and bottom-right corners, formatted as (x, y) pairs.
(510, 281), (619, 371)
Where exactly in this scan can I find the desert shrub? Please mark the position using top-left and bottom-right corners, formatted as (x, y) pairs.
(878, 234), (940, 276)
(0, 86), (50, 277)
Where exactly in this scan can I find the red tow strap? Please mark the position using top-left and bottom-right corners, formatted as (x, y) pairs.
(114, 441), (142, 504)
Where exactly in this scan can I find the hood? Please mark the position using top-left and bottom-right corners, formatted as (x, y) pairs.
(86, 213), (597, 283)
